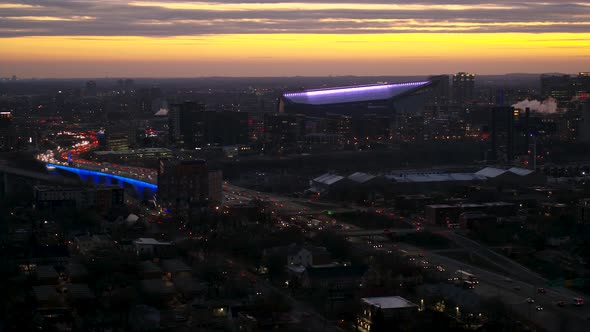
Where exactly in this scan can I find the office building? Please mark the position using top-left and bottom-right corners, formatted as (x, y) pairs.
(263, 113), (304, 150)
(169, 102), (248, 148)
(452, 72), (475, 105)
(428, 74), (451, 105)
(157, 159), (222, 210)
(581, 98), (590, 143)
(106, 133), (129, 151)
(84, 80), (97, 97)
(0, 111), (17, 151)
(541, 74), (574, 105)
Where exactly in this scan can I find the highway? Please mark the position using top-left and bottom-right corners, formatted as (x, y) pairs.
(224, 183), (590, 331)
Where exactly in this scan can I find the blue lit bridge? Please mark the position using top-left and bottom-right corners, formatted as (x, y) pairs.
(47, 163), (157, 198)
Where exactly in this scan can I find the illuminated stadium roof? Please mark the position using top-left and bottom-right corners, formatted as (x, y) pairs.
(282, 81), (431, 105)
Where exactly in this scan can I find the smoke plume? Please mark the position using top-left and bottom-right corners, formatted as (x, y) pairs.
(512, 97), (558, 113)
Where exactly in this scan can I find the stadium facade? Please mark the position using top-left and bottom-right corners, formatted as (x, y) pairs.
(279, 81), (433, 117)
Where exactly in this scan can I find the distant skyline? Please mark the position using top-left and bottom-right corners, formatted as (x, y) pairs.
(1, 1), (589, 78)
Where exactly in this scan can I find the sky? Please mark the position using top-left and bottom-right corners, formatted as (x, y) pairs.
(0, 0), (589, 78)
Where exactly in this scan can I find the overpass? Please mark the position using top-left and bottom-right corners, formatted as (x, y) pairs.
(47, 163), (157, 197)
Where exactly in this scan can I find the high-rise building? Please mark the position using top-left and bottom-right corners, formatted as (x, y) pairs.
(428, 75), (451, 105)
(263, 113), (304, 151)
(452, 72), (475, 105)
(169, 102), (248, 148)
(0, 111), (17, 151)
(157, 159), (222, 211)
(84, 80), (97, 97)
(541, 74), (574, 105)
(106, 133), (129, 151)
(168, 101), (205, 147)
(580, 97), (590, 143)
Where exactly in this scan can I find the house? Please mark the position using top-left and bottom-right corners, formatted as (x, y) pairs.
(73, 234), (113, 254)
(34, 265), (59, 285)
(173, 277), (207, 299)
(133, 238), (173, 257)
(65, 284), (95, 307)
(67, 263), (89, 283)
(33, 285), (64, 309)
(161, 258), (192, 279)
(128, 305), (160, 332)
(302, 265), (368, 298)
(139, 260), (163, 279)
(358, 296), (418, 332)
(140, 279), (176, 300)
(238, 311), (300, 331)
(263, 243), (331, 267)
(191, 298), (245, 330)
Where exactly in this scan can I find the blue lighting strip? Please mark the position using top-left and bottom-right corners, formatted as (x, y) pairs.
(47, 163), (158, 189)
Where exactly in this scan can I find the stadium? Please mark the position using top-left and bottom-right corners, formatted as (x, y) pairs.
(279, 81), (434, 117)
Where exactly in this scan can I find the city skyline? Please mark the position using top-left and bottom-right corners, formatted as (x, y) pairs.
(1, 0), (590, 77)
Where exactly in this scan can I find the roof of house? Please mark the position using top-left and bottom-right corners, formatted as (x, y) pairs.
(282, 81), (431, 106)
(134, 238), (172, 246)
(265, 243), (330, 258)
(67, 284), (95, 300)
(139, 260), (163, 274)
(33, 285), (59, 302)
(141, 279), (176, 295)
(35, 265), (59, 280)
(161, 259), (191, 273)
(67, 263), (89, 278)
(362, 296), (417, 309)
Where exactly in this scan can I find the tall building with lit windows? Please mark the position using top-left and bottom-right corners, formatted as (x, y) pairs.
(452, 72), (475, 105)
(157, 159), (222, 211)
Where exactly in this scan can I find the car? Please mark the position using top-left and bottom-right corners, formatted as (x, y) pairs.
(557, 301), (565, 307)
(513, 286), (521, 291)
(535, 305), (544, 311)
(436, 265), (446, 272)
(537, 287), (546, 294)
(526, 298), (535, 304)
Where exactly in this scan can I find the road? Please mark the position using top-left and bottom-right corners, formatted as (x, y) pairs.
(225, 183), (590, 331)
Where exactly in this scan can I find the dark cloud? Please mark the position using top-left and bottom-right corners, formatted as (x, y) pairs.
(0, 0), (589, 37)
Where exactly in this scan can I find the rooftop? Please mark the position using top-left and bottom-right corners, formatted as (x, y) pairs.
(362, 296), (418, 309)
(313, 173), (345, 186)
(134, 238), (172, 246)
(348, 172), (376, 184)
(161, 259), (191, 273)
(282, 81), (431, 105)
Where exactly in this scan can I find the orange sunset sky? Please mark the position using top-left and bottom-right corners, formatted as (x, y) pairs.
(1, 1), (589, 77)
